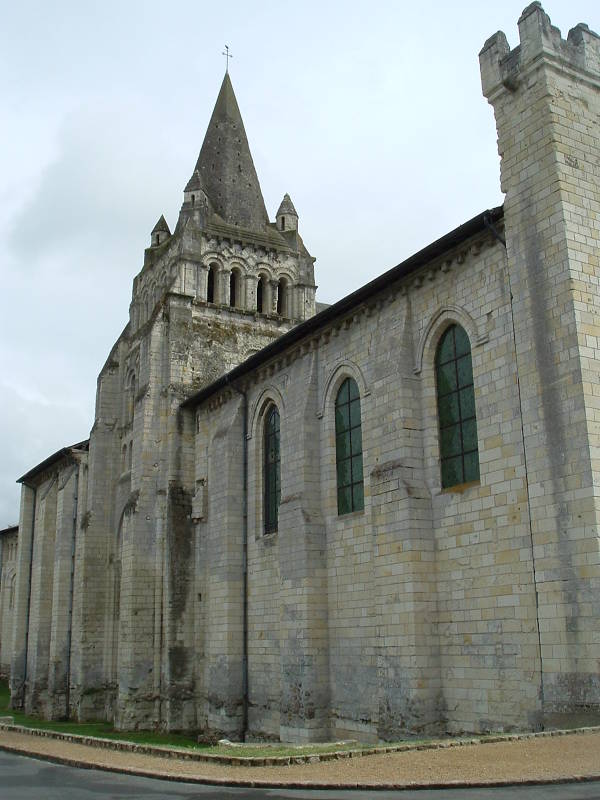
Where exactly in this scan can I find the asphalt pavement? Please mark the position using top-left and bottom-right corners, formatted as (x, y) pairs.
(1, 751), (600, 800)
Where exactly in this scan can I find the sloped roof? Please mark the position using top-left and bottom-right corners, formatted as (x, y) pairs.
(151, 215), (171, 235)
(17, 440), (89, 485)
(276, 193), (298, 217)
(184, 171), (204, 193)
(190, 73), (270, 232)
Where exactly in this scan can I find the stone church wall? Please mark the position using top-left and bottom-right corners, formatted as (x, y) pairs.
(10, 452), (87, 718)
(7, 3), (600, 742)
(194, 221), (547, 740)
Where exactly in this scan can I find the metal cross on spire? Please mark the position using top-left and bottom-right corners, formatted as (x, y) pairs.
(222, 45), (233, 73)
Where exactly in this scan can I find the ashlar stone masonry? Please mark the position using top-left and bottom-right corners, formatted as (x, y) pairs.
(6, 4), (600, 742)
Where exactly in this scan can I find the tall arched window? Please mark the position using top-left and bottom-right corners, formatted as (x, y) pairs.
(335, 377), (364, 515)
(207, 264), (216, 303)
(257, 275), (265, 313)
(435, 324), (480, 488)
(263, 405), (281, 533)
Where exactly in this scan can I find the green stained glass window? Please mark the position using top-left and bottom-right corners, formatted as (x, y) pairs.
(436, 325), (480, 488)
(263, 405), (281, 533)
(335, 378), (364, 514)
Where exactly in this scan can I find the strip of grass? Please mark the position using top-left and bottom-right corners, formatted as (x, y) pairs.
(0, 679), (375, 757)
(0, 679), (202, 749)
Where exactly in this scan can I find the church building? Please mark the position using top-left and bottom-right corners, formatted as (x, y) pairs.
(6, 4), (600, 742)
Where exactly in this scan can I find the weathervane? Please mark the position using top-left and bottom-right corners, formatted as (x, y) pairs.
(222, 45), (233, 73)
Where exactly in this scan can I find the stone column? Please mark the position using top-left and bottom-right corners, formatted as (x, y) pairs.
(26, 477), (58, 715)
(202, 397), (245, 739)
(9, 484), (36, 709)
(245, 275), (258, 312)
(196, 265), (208, 302)
(270, 280), (279, 314)
(47, 466), (79, 719)
(219, 268), (232, 306)
(276, 351), (330, 741)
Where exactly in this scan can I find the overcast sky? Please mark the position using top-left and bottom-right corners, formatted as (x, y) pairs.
(1, 0), (597, 525)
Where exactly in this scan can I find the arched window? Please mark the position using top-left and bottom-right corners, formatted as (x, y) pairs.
(9, 573), (16, 610)
(257, 275), (265, 313)
(435, 324), (480, 488)
(125, 372), (136, 426)
(263, 405), (281, 533)
(335, 377), (364, 515)
(230, 269), (240, 308)
(276, 277), (288, 316)
(207, 264), (216, 303)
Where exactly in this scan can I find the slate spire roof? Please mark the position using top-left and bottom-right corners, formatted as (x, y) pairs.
(151, 214), (171, 235)
(190, 73), (270, 232)
(276, 193), (298, 217)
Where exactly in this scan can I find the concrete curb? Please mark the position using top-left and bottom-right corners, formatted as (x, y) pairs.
(1, 721), (600, 768)
(1, 740), (600, 791)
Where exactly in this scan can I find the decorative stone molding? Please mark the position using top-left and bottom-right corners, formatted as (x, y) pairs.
(413, 305), (488, 375)
(318, 359), (370, 419)
(248, 385), (286, 440)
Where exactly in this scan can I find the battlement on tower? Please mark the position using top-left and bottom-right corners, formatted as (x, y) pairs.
(480, 2), (600, 99)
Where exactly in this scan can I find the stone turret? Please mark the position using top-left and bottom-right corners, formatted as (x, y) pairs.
(276, 193), (298, 232)
(480, 3), (600, 726)
(150, 215), (171, 247)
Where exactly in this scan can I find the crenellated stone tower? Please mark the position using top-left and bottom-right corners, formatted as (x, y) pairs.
(10, 72), (318, 730)
(480, 4), (600, 725)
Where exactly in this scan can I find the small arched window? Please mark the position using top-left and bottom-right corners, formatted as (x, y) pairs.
(257, 275), (265, 313)
(335, 377), (364, 515)
(435, 324), (480, 488)
(125, 372), (136, 426)
(276, 278), (288, 317)
(230, 269), (240, 308)
(207, 265), (216, 304)
(9, 573), (16, 610)
(263, 405), (281, 533)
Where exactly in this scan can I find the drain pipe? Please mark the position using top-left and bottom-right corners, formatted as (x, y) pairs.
(226, 377), (249, 740)
(64, 468), (79, 719)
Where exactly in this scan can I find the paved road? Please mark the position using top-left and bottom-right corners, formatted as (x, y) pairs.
(1, 751), (600, 800)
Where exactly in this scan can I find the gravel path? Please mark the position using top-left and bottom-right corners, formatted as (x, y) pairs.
(1, 729), (599, 788)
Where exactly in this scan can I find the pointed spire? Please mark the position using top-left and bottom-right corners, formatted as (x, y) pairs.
(184, 171), (203, 193)
(151, 215), (171, 247)
(189, 73), (270, 231)
(276, 192), (299, 233)
(151, 214), (171, 235)
(276, 193), (298, 218)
